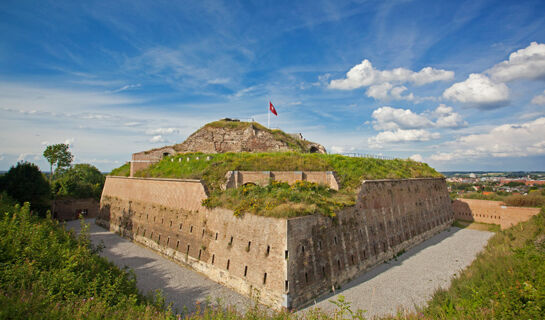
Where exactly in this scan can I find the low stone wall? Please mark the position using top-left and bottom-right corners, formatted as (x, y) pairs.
(223, 170), (339, 190)
(453, 198), (541, 229)
(130, 147), (176, 177)
(53, 198), (99, 221)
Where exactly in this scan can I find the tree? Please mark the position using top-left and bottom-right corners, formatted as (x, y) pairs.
(0, 162), (50, 215)
(43, 143), (74, 182)
(53, 164), (105, 200)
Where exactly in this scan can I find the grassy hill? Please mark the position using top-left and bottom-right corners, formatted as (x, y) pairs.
(111, 152), (441, 218)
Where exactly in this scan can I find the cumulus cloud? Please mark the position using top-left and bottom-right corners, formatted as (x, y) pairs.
(442, 73), (509, 108)
(366, 83), (415, 101)
(149, 135), (165, 143)
(487, 42), (545, 82)
(430, 117), (545, 161)
(432, 104), (468, 128)
(368, 129), (440, 148)
(409, 154), (423, 162)
(329, 59), (454, 91)
(371, 105), (466, 131)
(531, 90), (545, 105)
(371, 106), (432, 130)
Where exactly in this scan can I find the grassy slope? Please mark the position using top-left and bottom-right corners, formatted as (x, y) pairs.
(414, 208), (545, 319)
(125, 152), (440, 218)
(132, 152), (441, 192)
(109, 162), (130, 177)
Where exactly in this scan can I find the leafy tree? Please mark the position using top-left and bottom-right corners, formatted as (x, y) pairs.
(53, 164), (105, 200)
(0, 161), (50, 215)
(43, 143), (74, 182)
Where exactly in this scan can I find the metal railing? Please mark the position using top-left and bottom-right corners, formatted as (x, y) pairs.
(337, 153), (399, 160)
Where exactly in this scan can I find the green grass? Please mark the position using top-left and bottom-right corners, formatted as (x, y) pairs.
(417, 208), (545, 319)
(109, 162), (130, 177)
(126, 152), (440, 218)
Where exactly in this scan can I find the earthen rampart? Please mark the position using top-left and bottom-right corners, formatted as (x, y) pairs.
(453, 198), (540, 229)
(99, 176), (453, 310)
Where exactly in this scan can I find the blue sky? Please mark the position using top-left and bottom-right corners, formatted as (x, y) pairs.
(1, 0), (545, 172)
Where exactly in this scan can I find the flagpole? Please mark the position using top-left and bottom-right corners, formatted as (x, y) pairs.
(268, 103), (270, 129)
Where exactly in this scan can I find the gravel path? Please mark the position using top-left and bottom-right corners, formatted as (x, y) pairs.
(66, 220), (493, 318)
(299, 227), (494, 319)
(65, 219), (253, 315)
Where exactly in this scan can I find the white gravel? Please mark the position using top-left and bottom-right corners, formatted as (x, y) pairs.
(66, 220), (493, 318)
(299, 227), (494, 319)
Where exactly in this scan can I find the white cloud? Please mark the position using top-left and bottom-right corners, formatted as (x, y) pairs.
(145, 127), (182, 135)
(149, 135), (165, 143)
(329, 59), (454, 90)
(531, 90), (545, 105)
(371, 106), (432, 130)
(442, 73), (509, 108)
(17, 153), (40, 162)
(64, 138), (75, 146)
(371, 105), (466, 131)
(487, 42), (545, 82)
(110, 83), (141, 93)
(207, 78), (230, 85)
(409, 154), (423, 162)
(366, 83), (415, 101)
(368, 129), (440, 148)
(430, 117), (545, 161)
(0, 154), (4, 161)
(330, 145), (345, 153)
(432, 104), (468, 128)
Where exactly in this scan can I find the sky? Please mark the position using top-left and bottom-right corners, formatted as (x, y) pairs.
(1, 0), (545, 172)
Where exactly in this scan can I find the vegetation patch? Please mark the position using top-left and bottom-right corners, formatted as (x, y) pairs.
(0, 198), (171, 319)
(110, 162), (131, 177)
(202, 180), (355, 218)
(121, 152), (440, 218)
(420, 208), (545, 319)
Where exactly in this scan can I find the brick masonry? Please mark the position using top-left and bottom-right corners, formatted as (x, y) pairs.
(53, 198), (99, 221)
(98, 176), (453, 310)
(222, 170), (339, 190)
(452, 198), (540, 229)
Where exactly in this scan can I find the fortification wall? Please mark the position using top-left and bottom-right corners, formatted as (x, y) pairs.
(453, 198), (540, 229)
(99, 176), (453, 310)
(53, 198), (99, 221)
(98, 176), (288, 308)
(223, 170), (339, 190)
(286, 178), (453, 308)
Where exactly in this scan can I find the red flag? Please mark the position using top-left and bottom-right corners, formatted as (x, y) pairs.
(269, 101), (278, 116)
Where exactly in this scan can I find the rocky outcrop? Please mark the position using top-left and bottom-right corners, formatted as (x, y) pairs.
(173, 119), (326, 154)
(128, 119), (326, 176)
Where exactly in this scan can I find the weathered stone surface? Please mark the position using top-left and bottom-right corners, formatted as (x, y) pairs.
(99, 176), (453, 310)
(222, 170), (339, 190)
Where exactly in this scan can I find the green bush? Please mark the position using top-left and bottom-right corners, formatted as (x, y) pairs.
(0, 201), (171, 319)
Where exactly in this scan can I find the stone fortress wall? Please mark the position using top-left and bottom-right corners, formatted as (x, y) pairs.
(97, 176), (288, 308)
(452, 198), (540, 229)
(98, 176), (453, 310)
(286, 178), (453, 308)
(223, 170), (339, 190)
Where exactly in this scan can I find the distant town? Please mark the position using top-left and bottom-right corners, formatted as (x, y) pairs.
(442, 171), (545, 204)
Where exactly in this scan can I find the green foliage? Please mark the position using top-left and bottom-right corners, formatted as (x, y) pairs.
(0, 162), (50, 215)
(420, 209), (545, 319)
(109, 162), (131, 177)
(0, 200), (171, 319)
(43, 143), (74, 182)
(462, 192), (505, 201)
(503, 193), (545, 207)
(52, 164), (105, 200)
(203, 180), (355, 218)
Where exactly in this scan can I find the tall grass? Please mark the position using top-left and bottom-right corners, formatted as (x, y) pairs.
(419, 208), (545, 319)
